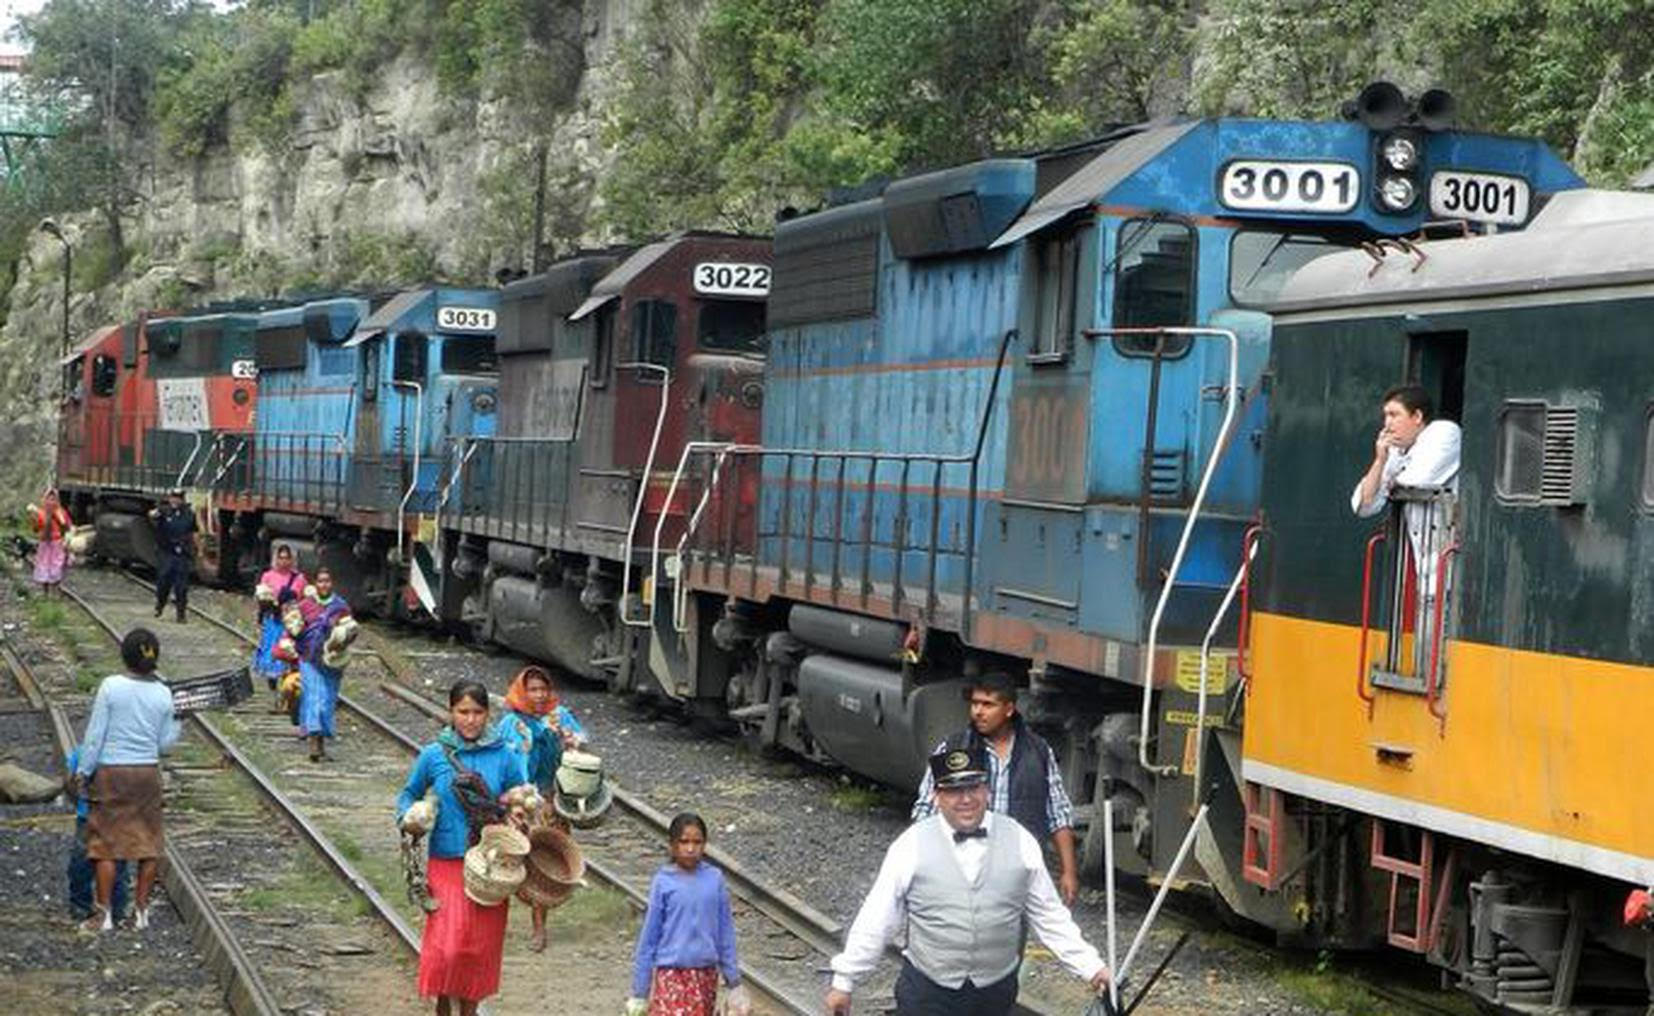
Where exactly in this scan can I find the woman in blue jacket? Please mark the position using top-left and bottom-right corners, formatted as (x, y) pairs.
(397, 680), (527, 1016)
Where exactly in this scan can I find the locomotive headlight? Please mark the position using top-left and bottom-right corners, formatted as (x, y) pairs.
(1380, 134), (1418, 171)
(1377, 174), (1418, 211)
(472, 390), (496, 414)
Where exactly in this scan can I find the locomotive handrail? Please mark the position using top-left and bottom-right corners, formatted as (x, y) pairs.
(207, 432), (249, 488)
(1426, 541), (1460, 732)
(619, 363), (672, 628)
(390, 379), (423, 563)
(1092, 326), (1241, 779)
(173, 430), (205, 490)
(651, 329), (1017, 635)
(1357, 529), (1386, 714)
(1192, 526), (1261, 810)
(1236, 522), (1264, 691)
(435, 436), (481, 517)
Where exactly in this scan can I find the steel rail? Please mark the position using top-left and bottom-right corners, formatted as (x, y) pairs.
(0, 634), (286, 1016)
(107, 573), (820, 1014)
(366, 685), (817, 1015)
(58, 582), (423, 960)
(103, 574), (1469, 1015)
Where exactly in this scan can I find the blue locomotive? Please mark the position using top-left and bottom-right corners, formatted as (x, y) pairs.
(213, 287), (501, 611)
(661, 95), (1583, 888)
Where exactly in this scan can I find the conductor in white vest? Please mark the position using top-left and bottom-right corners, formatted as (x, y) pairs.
(825, 746), (1110, 1015)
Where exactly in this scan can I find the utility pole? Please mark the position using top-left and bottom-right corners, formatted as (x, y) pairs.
(39, 218), (70, 359)
(530, 142), (549, 273)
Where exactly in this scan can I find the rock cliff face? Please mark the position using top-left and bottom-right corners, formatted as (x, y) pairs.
(0, 1), (640, 509)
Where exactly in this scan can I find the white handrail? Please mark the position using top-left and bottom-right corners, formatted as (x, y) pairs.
(1118, 804), (1208, 984)
(1191, 535), (1258, 809)
(1103, 796), (1119, 1010)
(648, 440), (748, 628)
(671, 447), (735, 633)
(391, 380), (424, 563)
(172, 430), (205, 489)
(435, 437), (481, 515)
(617, 363), (672, 628)
(1100, 327), (1241, 777)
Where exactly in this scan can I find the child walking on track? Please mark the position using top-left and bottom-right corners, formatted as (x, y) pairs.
(627, 812), (751, 1016)
(397, 679), (527, 1016)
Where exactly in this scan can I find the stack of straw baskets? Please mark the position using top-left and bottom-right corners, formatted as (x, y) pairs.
(463, 824), (531, 906)
(516, 810), (587, 910)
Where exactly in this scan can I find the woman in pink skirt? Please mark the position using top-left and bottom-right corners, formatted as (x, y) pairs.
(396, 679), (526, 1016)
(30, 488), (73, 596)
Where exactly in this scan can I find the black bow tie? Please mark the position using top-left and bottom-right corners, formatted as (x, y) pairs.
(953, 828), (987, 843)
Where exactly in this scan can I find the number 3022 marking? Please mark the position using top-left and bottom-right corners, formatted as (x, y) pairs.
(1219, 160), (1360, 214)
(693, 262), (771, 298)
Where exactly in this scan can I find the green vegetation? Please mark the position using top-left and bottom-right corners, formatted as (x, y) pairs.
(26, 597), (67, 632)
(828, 780), (899, 813)
(0, 0), (1647, 302)
(547, 883), (637, 934)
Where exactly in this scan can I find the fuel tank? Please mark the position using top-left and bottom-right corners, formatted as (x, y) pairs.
(795, 653), (967, 790)
(788, 604), (907, 665)
(94, 511), (157, 568)
(486, 575), (606, 680)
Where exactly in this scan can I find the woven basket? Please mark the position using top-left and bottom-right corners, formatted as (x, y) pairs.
(515, 824), (586, 909)
(463, 824), (530, 906)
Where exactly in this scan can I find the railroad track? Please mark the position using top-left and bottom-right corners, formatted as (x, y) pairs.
(50, 574), (428, 1014)
(90, 567), (1468, 1016)
(90, 568), (833, 1015)
(0, 625), (406, 1015)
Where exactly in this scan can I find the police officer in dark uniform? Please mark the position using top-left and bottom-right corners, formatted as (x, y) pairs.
(149, 488), (196, 622)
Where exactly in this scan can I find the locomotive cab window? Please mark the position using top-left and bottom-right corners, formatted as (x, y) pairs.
(360, 337), (380, 403)
(1029, 225), (1087, 362)
(440, 335), (498, 375)
(393, 330), (428, 383)
(1641, 408), (1654, 510)
(1112, 219), (1195, 358)
(1229, 231), (1347, 306)
(63, 359), (84, 402)
(697, 300), (765, 354)
(91, 354), (118, 397)
(590, 305), (615, 389)
(631, 299), (678, 379)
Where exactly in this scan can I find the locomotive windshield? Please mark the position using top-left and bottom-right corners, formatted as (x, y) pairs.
(1228, 230), (1359, 306)
(440, 334), (499, 375)
(697, 300), (765, 354)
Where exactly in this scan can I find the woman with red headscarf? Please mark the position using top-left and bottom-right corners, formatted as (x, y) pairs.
(493, 665), (564, 952)
(30, 489), (73, 596)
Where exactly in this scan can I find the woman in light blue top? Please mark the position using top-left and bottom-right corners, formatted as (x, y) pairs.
(73, 628), (180, 933)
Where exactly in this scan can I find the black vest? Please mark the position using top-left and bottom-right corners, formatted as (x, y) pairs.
(945, 716), (1053, 843)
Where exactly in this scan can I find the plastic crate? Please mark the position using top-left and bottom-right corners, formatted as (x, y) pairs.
(167, 666), (254, 714)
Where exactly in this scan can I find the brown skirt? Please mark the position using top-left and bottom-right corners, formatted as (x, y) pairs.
(85, 764), (164, 861)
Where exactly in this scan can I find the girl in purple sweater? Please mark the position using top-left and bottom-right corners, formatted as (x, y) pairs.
(627, 813), (749, 1016)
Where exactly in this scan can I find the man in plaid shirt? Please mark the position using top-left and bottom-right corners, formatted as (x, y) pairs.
(912, 672), (1080, 905)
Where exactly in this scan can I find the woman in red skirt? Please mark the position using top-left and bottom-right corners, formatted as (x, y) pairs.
(397, 680), (527, 1016)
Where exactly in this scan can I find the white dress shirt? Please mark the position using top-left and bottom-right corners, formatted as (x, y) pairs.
(1351, 418), (1460, 590)
(829, 813), (1105, 993)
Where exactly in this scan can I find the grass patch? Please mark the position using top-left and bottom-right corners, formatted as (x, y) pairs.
(546, 883), (636, 935)
(240, 851), (358, 916)
(829, 781), (899, 813)
(27, 598), (67, 631)
(73, 665), (101, 693)
(1274, 962), (1417, 1016)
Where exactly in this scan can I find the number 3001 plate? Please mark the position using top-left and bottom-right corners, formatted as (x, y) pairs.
(1220, 160), (1360, 214)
